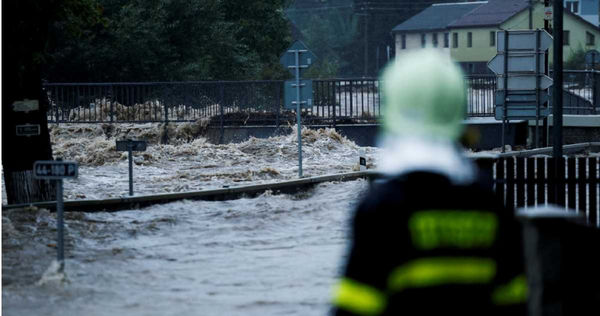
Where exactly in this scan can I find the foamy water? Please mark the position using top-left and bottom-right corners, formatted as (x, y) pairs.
(2, 123), (378, 315)
(2, 180), (368, 316)
(49, 123), (378, 200)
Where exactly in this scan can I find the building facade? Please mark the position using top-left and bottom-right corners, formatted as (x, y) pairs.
(564, 0), (599, 27)
(392, 0), (600, 74)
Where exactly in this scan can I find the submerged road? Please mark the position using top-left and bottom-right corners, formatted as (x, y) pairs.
(2, 180), (368, 316)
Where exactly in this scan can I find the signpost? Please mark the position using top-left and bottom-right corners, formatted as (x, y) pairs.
(116, 140), (147, 196)
(488, 29), (553, 150)
(280, 41), (317, 177)
(33, 159), (79, 272)
(15, 124), (41, 137)
(284, 80), (313, 109)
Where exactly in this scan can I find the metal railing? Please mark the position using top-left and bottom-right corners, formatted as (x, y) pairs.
(555, 70), (600, 114)
(493, 156), (599, 227)
(43, 70), (599, 125)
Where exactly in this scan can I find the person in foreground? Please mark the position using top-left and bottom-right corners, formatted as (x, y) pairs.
(331, 50), (527, 316)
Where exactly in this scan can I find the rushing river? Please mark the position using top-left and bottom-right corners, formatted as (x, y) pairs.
(2, 180), (368, 316)
(2, 124), (375, 315)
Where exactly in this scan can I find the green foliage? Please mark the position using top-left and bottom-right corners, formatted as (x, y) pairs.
(45, 0), (291, 82)
(287, 6), (358, 78)
(564, 45), (588, 70)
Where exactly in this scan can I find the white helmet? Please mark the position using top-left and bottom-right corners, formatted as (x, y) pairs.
(380, 49), (467, 140)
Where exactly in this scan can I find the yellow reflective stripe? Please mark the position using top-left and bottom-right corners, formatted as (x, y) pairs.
(333, 278), (387, 316)
(409, 210), (498, 250)
(492, 274), (528, 305)
(388, 257), (497, 292)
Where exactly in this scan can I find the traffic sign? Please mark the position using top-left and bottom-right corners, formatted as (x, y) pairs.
(16, 124), (40, 137)
(116, 140), (147, 196)
(279, 40), (317, 77)
(284, 80), (313, 109)
(33, 161), (78, 180)
(496, 90), (549, 106)
(488, 53), (546, 74)
(495, 105), (550, 120)
(280, 40), (318, 178)
(497, 30), (552, 52)
(497, 74), (553, 91)
(116, 140), (147, 152)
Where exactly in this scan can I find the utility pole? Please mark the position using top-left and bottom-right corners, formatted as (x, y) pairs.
(553, 0), (564, 205)
(529, 0), (534, 29)
(363, 4), (369, 77)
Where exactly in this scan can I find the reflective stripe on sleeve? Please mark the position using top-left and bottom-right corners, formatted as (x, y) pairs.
(388, 257), (497, 292)
(333, 278), (387, 316)
(492, 274), (528, 305)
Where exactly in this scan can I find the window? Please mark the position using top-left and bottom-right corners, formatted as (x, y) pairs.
(468, 63), (475, 74)
(453, 33), (458, 48)
(444, 32), (449, 48)
(433, 33), (438, 47)
(401, 34), (406, 49)
(565, 1), (579, 13)
(421, 33), (426, 48)
(564, 30), (570, 45)
(490, 31), (496, 46)
(467, 32), (473, 48)
(586, 31), (595, 45)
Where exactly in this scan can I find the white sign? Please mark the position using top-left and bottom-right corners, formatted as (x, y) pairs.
(12, 99), (39, 112)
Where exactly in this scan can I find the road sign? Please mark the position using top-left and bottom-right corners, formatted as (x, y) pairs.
(116, 140), (147, 196)
(495, 106), (550, 120)
(496, 74), (553, 91)
(496, 90), (549, 106)
(488, 53), (546, 74)
(116, 140), (147, 152)
(280, 40), (318, 178)
(33, 161), (78, 180)
(280, 41), (317, 77)
(33, 159), (78, 273)
(497, 30), (552, 52)
(284, 80), (313, 109)
(585, 50), (600, 65)
(16, 124), (40, 137)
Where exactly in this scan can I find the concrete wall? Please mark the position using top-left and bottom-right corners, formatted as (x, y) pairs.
(202, 122), (528, 151)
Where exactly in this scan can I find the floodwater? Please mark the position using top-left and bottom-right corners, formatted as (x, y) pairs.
(2, 124), (374, 315)
(47, 123), (378, 200)
(2, 180), (368, 316)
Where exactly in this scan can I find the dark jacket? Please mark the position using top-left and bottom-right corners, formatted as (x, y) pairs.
(332, 171), (526, 316)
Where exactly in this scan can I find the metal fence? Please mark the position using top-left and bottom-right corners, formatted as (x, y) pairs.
(491, 156), (599, 227)
(556, 70), (600, 114)
(43, 70), (600, 125)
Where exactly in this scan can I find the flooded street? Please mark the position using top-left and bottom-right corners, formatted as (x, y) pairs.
(2, 180), (368, 316)
(2, 124), (374, 315)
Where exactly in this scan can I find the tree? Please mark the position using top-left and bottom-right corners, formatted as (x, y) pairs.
(2, 0), (103, 204)
(44, 0), (292, 82)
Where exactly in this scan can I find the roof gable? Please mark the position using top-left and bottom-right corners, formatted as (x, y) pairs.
(392, 2), (485, 33)
(449, 0), (529, 28)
